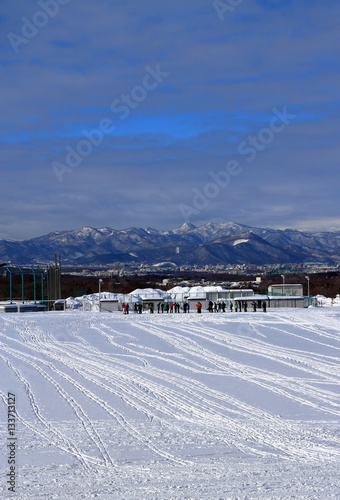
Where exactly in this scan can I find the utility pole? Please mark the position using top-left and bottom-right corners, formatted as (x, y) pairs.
(281, 274), (285, 295)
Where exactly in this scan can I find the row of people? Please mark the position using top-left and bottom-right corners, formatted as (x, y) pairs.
(123, 302), (188, 314)
(231, 301), (267, 312)
(199, 301), (267, 313)
(122, 301), (267, 314)
(207, 301), (226, 312)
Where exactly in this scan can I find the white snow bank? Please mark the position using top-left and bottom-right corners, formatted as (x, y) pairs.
(316, 293), (340, 306)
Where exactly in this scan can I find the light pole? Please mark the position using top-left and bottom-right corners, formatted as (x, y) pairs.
(17, 266), (25, 304)
(5, 267), (13, 303)
(281, 274), (285, 295)
(30, 267), (37, 304)
(98, 279), (103, 301)
(305, 276), (310, 297)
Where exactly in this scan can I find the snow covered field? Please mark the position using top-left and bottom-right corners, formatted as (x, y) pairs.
(1, 306), (339, 499)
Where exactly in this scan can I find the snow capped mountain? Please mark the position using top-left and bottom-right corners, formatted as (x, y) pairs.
(1, 222), (340, 266)
(170, 222), (197, 234)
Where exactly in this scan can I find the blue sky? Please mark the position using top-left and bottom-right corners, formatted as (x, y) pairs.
(1, 0), (339, 239)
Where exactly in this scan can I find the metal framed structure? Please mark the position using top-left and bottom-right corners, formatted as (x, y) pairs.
(4, 266), (46, 304)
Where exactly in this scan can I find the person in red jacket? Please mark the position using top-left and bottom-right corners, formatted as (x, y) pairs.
(196, 301), (202, 313)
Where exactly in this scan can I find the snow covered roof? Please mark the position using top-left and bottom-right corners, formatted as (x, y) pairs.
(232, 295), (268, 301)
(168, 285), (191, 294)
(129, 288), (165, 296)
(128, 288), (171, 300)
(167, 285), (227, 294)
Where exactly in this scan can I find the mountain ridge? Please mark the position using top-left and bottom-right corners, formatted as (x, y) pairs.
(1, 222), (340, 266)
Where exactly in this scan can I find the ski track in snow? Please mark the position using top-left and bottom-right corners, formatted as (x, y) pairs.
(0, 308), (339, 499)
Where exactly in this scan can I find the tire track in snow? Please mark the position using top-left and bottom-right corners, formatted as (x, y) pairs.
(0, 353), (95, 470)
(0, 327), (189, 466)
(171, 320), (340, 416)
(79, 323), (287, 458)
(3, 318), (279, 460)
(0, 324), (115, 468)
(6, 318), (203, 461)
(85, 318), (340, 462)
(122, 318), (340, 461)
(1, 313), (339, 464)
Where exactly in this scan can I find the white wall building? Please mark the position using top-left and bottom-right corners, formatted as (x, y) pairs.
(268, 284), (303, 296)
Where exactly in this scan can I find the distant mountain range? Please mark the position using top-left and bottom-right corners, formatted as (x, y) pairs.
(1, 222), (340, 266)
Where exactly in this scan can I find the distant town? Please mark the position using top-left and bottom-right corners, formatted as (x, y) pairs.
(61, 261), (340, 278)
(1, 260), (339, 306)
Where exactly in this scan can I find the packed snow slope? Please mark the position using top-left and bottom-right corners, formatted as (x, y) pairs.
(1, 307), (340, 499)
